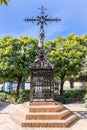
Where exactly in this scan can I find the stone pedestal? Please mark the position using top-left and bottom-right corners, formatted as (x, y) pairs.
(10, 100), (78, 127)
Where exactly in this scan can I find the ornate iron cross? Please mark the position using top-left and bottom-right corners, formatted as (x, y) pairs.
(24, 6), (61, 48)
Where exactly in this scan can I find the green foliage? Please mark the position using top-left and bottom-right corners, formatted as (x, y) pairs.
(83, 93), (87, 107)
(45, 34), (87, 94)
(0, 92), (7, 101)
(46, 34), (86, 78)
(9, 89), (17, 96)
(79, 55), (87, 81)
(7, 95), (16, 103)
(0, 0), (8, 5)
(17, 89), (30, 103)
(55, 90), (86, 104)
(6, 89), (30, 103)
(0, 34), (87, 98)
(6, 89), (16, 103)
(0, 35), (38, 81)
(0, 35), (38, 99)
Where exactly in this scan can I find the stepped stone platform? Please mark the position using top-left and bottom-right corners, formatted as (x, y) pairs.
(10, 100), (78, 128)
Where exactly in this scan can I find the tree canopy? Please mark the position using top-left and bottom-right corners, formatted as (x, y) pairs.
(0, 35), (38, 99)
(45, 34), (87, 94)
(0, 33), (87, 96)
(0, 0), (8, 5)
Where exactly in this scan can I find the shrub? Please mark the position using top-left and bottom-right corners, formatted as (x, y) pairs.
(83, 93), (87, 107)
(0, 89), (30, 103)
(17, 89), (30, 103)
(7, 89), (30, 103)
(55, 90), (86, 104)
(0, 92), (7, 101)
(6, 95), (16, 103)
(9, 89), (17, 96)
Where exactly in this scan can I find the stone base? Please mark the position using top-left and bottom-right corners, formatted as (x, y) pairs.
(10, 100), (78, 127)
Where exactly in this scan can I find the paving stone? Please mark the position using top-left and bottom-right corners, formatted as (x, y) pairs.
(0, 101), (87, 130)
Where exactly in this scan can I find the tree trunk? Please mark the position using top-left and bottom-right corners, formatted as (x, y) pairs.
(16, 76), (22, 101)
(2, 81), (5, 91)
(21, 82), (25, 89)
(69, 80), (74, 88)
(60, 77), (65, 95)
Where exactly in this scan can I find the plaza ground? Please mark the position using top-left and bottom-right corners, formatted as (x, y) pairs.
(0, 101), (87, 130)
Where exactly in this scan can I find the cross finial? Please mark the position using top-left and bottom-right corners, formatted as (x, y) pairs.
(24, 7), (61, 48)
(39, 6), (46, 15)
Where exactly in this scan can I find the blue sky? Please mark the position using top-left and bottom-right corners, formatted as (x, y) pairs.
(0, 0), (87, 40)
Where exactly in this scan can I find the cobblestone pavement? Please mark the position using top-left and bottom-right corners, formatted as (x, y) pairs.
(0, 101), (87, 130)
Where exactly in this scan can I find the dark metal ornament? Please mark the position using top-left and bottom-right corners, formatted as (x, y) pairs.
(24, 6), (61, 102)
(24, 6), (61, 48)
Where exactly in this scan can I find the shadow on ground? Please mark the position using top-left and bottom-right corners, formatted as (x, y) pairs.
(68, 110), (87, 128)
(74, 111), (87, 119)
(0, 101), (10, 111)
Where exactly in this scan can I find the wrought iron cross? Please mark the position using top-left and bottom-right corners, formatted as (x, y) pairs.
(24, 6), (61, 48)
